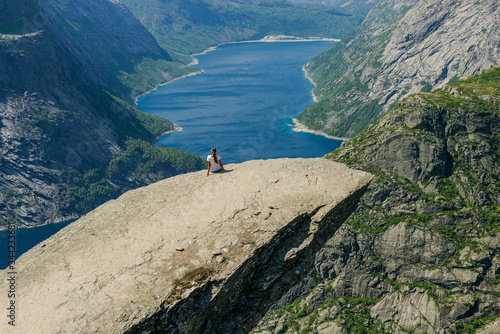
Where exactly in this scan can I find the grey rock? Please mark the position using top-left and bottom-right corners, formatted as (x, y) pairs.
(449, 295), (475, 321)
(0, 158), (372, 334)
(317, 322), (347, 334)
(371, 288), (442, 332)
(301, 0), (500, 138)
(451, 268), (480, 286)
(256, 65), (500, 333)
(477, 318), (500, 334)
(376, 222), (456, 267)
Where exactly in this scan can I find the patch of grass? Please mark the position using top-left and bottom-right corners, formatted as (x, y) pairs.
(324, 99), (383, 138)
(368, 60), (382, 68)
(385, 278), (440, 305)
(436, 178), (460, 201)
(117, 58), (199, 101)
(420, 81), (432, 92)
(447, 75), (460, 85)
(309, 269), (325, 284)
(107, 93), (175, 137)
(340, 297), (387, 333)
(451, 313), (500, 334)
(0, 189), (19, 198)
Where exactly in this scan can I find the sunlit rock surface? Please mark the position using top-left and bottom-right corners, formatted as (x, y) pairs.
(0, 158), (372, 334)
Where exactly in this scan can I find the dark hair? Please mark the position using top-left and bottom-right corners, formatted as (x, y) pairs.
(211, 147), (218, 164)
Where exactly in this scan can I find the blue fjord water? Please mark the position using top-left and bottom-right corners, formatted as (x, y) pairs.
(1, 40), (342, 269)
(1, 220), (74, 269)
(137, 41), (341, 163)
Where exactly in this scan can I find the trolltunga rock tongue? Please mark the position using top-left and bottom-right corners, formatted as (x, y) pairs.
(1, 158), (372, 334)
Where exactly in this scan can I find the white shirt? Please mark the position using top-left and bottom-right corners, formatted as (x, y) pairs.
(207, 154), (222, 172)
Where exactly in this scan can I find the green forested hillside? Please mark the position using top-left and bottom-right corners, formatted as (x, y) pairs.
(287, 0), (379, 15)
(0, 0), (205, 228)
(296, 0), (419, 138)
(253, 66), (500, 333)
(120, 0), (364, 58)
(297, 0), (499, 139)
(0, 0), (371, 229)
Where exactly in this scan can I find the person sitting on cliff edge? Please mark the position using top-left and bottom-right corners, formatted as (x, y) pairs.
(206, 147), (226, 176)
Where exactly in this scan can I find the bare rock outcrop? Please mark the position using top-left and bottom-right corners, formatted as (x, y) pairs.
(298, 0), (500, 138)
(252, 68), (500, 334)
(0, 158), (372, 334)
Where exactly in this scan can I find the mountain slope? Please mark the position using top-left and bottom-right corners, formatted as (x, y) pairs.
(297, 0), (500, 138)
(0, 0), (204, 229)
(34, 0), (199, 102)
(252, 67), (500, 333)
(119, 0), (364, 58)
(287, 0), (379, 15)
(0, 0), (377, 229)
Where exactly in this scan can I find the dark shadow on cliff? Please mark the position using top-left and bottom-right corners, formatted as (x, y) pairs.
(124, 183), (370, 334)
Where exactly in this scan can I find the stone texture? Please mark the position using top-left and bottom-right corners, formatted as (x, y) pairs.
(252, 68), (500, 333)
(317, 322), (346, 334)
(477, 319), (500, 334)
(300, 0), (500, 138)
(0, 158), (372, 334)
(371, 287), (441, 332)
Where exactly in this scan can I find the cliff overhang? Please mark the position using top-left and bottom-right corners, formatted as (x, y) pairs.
(0, 158), (372, 334)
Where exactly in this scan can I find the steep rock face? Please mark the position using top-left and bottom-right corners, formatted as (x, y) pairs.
(0, 0), (204, 228)
(0, 31), (123, 227)
(0, 158), (372, 334)
(298, 0), (500, 138)
(252, 68), (500, 333)
(34, 0), (180, 101)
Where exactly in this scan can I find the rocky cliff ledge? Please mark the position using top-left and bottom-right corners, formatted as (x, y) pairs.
(0, 158), (372, 334)
(251, 67), (500, 333)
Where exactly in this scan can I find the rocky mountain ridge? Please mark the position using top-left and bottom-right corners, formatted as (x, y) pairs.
(297, 0), (500, 138)
(252, 67), (500, 333)
(7, 67), (499, 333)
(0, 158), (372, 334)
(0, 0), (205, 229)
